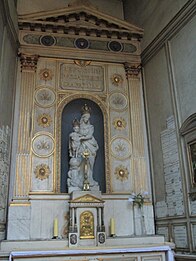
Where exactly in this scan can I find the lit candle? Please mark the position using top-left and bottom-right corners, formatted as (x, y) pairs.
(53, 218), (58, 238)
(110, 218), (115, 236)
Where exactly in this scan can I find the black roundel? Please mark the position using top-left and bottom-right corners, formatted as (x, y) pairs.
(108, 41), (123, 52)
(74, 38), (89, 49)
(40, 35), (56, 46)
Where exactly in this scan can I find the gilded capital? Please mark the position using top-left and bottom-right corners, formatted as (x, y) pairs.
(19, 53), (39, 72)
(124, 62), (141, 78)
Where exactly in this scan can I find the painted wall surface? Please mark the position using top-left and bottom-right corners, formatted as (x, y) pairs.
(137, 0), (196, 254)
(0, 1), (18, 240)
(123, 0), (189, 50)
(144, 47), (173, 202)
(170, 16), (196, 125)
(17, 0), (124, 19)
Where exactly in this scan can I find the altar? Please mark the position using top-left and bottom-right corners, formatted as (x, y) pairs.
(1, 1), (174, 260)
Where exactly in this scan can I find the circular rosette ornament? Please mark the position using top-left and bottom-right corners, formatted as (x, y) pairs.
(37, 113), (52, 128)
(114, 165), (129, 181)
(113, 117), (127, 131)
(34, 164), (51, 180)
(39, 68), (53, 81)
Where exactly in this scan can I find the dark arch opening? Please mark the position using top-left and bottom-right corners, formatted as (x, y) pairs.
(61, 98), (106, 193)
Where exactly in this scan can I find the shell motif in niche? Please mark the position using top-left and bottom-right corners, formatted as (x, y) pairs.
(34, 164), (51, 180)
(111, 74), (123, 86)
(114, 165), (129, 181)
(37, 113), (52, 128)
(113, 117), (127, 130)
(39, 68), (53, 81)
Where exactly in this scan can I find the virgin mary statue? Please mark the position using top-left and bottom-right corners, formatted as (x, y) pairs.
(67, 104), (99, 190)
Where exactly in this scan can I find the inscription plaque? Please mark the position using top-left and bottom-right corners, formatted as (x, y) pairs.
(173, 225), (188, 248)
(60, 64), (104, 91)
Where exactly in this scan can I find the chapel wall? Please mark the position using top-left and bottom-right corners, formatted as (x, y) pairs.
(0, 0), (18, 240)
(129, 0), (196, 254)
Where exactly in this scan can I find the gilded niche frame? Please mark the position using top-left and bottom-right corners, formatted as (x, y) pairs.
(56, 93), (110, 193)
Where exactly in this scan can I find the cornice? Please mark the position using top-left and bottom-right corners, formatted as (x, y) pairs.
(18, 5), (143, 41)
(142, 0), (196, 65)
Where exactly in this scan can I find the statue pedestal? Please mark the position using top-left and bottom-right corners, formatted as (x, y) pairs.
(68, 190), (105, 247)
(68, 185), (100, 194)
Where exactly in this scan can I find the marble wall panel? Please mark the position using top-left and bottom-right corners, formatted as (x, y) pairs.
(110, 110), (130, 138)
(33, 106), (55, 135)
(133, 205), (154, 236)
(107, 64), (128, 94)
(104, 199), (134, 236)
(36, 60), (57, 89)
(156, 226), (169, 242)
(111, 159), (132, 193)
(30, 199), (69, 239)
(7, 206), (31, 240)
(31, 156), (54, 192)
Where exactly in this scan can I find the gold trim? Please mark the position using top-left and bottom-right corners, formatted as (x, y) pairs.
(71, 194), (104, 203)
(80, 235), (95, 239)
(10, 203), (31, 207)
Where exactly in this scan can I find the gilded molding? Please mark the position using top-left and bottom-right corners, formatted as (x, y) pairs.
(124, 62), (141, 78)
(74, 60), (91, 67)
(19, 53), (39, 72)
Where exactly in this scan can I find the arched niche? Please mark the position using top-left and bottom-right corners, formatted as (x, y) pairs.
(61, 98), (106, 193)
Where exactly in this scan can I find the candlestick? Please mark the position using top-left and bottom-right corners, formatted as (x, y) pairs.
(110, 218), (116, 237)
(53, 218), (58, 239)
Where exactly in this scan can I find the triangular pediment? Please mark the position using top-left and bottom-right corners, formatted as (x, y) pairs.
(18, 3), (143, 40)
(71, 194), (104, 203)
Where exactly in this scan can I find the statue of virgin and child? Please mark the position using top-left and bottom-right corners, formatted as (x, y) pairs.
(67, 104), (99, 191)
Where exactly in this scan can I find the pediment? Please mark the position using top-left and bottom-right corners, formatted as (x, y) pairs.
(18, 4), (143, 40)
(71, 194), (104, 203)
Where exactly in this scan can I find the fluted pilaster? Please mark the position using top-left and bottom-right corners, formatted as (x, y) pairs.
(125, 63), (148, 193)
(14, 54), (38, 197)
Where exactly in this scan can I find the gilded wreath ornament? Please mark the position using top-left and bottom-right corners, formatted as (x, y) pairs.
(114, 165), (129, 181)
(34, 164), (51, 180)
(113, 117), (127, 130)
(37, 113), (52, 128)
(111, 74), (123, 86)
(39, 68), (53, 81)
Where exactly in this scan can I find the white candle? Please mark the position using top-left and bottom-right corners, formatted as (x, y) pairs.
(110, 218), (115, 235)
(53, 218), (58, 237)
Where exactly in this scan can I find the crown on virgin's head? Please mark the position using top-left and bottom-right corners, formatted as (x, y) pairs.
(72, 118), (80, 127)
(81, 104), (91, 114)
